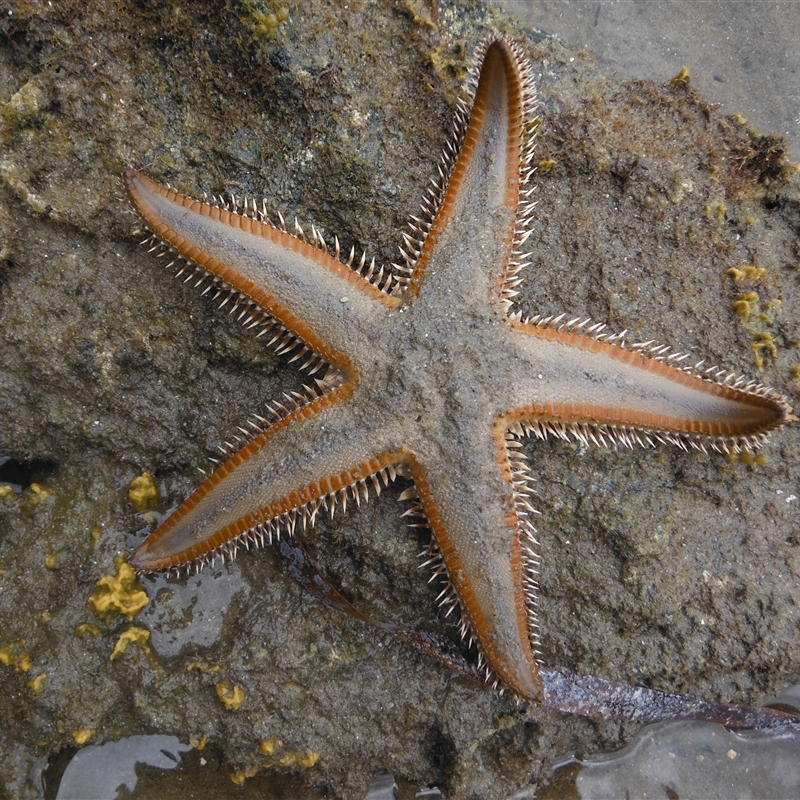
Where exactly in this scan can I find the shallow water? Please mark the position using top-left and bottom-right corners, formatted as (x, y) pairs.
(543, 688), (800, 799)
(54, 736), (192, 800)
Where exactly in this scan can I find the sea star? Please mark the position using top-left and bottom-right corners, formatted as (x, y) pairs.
(124, 36), (793, 721)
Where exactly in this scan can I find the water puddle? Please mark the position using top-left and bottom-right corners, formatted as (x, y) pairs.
(542, 687), (800, 799)
(54, 735), (192, 799)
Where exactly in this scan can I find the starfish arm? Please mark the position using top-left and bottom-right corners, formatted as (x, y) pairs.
(122, 167), (398, 369)
(130, 389), (406, 572)
(406, 426), (544, 703)
(405, 37), (537, 301)
(503, 318), (793, 451)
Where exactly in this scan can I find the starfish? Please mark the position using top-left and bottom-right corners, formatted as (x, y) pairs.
(124, 37), (794, 721)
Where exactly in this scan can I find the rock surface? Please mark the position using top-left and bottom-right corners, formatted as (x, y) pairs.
(0, 1), (798, 798)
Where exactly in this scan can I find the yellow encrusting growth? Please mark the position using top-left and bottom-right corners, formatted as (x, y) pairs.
(216, 681), (245, 710)
(27, 483), (50, 506)
(259, 738), (282, 756)
(405, 0), (437, 30)
(128, 472), (157, 511)
(72, 729), (96, 745)
(229, 740), (321, 785)
(88, 556), (149, 619)
(110, 626), (151, 660)
(258, 737), (319, 767)
(230, 765), (260, 785)
(726, 264), (765, 282)
(705, 199), (727, 233)
(75, 623), (102, 636)
(0, 485), (13, 499)
(743, 449), (766, 466)
(187, 661), (221, 674)
(726, 266), (784, 369)
(0, 640), (32, 672)
(667, 65), (690, 88)
(189, 735), (209, 750)
(752, 331), (779, 370)
(280, 750), (320, 768)
(250, 5), (289, 35)
(732, 292), (758, 318)
(27, 673), (47, 693)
